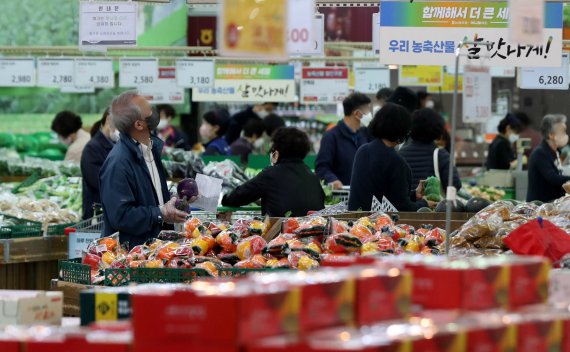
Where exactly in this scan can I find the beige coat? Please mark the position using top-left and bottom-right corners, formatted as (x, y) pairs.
(64, 129), (91, 164)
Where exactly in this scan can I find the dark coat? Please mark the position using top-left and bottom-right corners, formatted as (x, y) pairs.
(399, 140), (462, 191)
(222, 158), (325, 217)
(349, 139), (428, 211)
(230, 137), (254, 165)
(204, 137), (231, 156)
(99, 134), (171, 246)
(527, 140), (570, 202)
(316, 120), (368, 185)
(487, 135), (515, 170)
(225, 107), (260, 145)
(80, 130), (114, 220)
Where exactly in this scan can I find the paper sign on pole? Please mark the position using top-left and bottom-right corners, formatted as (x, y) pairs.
(399, 66), (443, 87)
(463, 66), (492, 123)
(219, 0), (288, 60)
(354, 66), (390, 93)
(74, 58), (115, 88)
(37, 58), (75, 88)
(300, 67), (349, 105)
(0, 58), (36, 87)
(79, 2), (137, 47)
(510, 0), (544, 45)
(519, 53), (569, 90)
(139, 68), (185, 104)
(379, 1), (562, 67)
(372, 13), (380, 55)
(119, 58), (158, 88)
(175, 59), (214, 88)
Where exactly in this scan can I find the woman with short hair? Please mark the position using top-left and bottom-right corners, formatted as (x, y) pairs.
(51, 110), (91, 163)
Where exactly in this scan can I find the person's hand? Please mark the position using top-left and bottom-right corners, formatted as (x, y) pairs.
(329, 180), (343, 190)
(426, 200), (438, 209)
(160, 197), (188, 224)
(416, 180), (426, 200)
(563, 182), (570, 194)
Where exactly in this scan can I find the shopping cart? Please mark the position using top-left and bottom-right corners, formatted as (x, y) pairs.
(66, 214), (104, 259)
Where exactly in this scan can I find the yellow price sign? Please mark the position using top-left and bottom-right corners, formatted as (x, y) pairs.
(219, 0), (288, 59)
(399, 65), (443, 87)
(428, 73), (463, 93)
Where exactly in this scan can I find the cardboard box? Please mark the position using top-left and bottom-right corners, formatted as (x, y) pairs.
(80, 287), (131, 326)
(0, 290), (62, 326)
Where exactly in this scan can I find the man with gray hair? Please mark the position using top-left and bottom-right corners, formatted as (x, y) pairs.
(99, 91), (193, 246)
(527, 114), (570, 202)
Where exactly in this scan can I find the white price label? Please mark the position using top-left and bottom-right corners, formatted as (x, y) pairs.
(68, 232), (102, 259)
(175, 59), (214, 88)
(463, 66), (492, 123)
(372, 13), (380, 55)
(79, 2), (137, 47)
(75, 58), (115, 88)
(0, 58), (36, 87)
(301, 68), (349, 105)
(354, 67), (390, 93)
(37, 58), (75, 87)
(119, 58), (158, 87)
(520, 54), (569, 90)
(289, 14), (324, 57)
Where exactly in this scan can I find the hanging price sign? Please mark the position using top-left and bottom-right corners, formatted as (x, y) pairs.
(354, 66), (390, 93)
(300, 67), (349, 105)
(119, 58), (158, 87)
(139, 67), (185, 104)
(175, 59), (214, 88)
(75, 58), (114, 88)
(463, 65), (492, 123)
(0, 58), (36, 87)
(287, 0), (318, 56)
(37, 58), (75, 87)
(519, 53), (569, 90)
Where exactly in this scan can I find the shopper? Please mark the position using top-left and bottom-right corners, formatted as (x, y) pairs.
(230, 118), (266, 165)
(527, 114), (570, 202)
(80, 108), (120, 220)
(225, 102), (278, 145)
(375, 87), (393, 110)
(399, 108), (461, 192)
(516, 111), (541, 155)
(436, 128), (451, 153)
(156, 104), (189, 150)
(486, 114), (521, 170)
(222, 127), (324, 217)
(99, 91), (192, 246)
(51, 110), (91, 163)
(201, 109), (232, 156)
(264, 113), (286, 138)
(348, 103), (431, 212)
(387, 86), (418, 113)
(316, 92), (371, 190)
(417, 91), (435, 109)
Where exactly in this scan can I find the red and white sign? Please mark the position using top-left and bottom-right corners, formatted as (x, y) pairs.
(463, 65), (492, 123)
(300, 67), (349, 105)
(139, 67), (185, 104)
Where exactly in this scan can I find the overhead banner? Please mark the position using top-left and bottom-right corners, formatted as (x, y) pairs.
(463, 66), (492, 123)
(300, 68), (349, 105)
(399, 66), (444, 86)
(192, 65), (296, 102)
(379, 1), (563, 67)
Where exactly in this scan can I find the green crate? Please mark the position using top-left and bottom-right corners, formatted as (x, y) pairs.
(104, 268), (131, 287)
(248, 154), (270, 169)
(0, 213), (43, 239)
(46, 222), (75, 236)
(129, 268), (211, 284)
(58, 258), (91, 285)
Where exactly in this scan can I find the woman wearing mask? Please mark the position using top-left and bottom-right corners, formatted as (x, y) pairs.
(348, 103), (432, 211)
(222, 127), (324, 216)
(486, 114), (522, 170)
(80, 108), (120, 220)
(200, 110), (232, 156)
(527, 114), (570, 202)
(51, 110), (91, 163)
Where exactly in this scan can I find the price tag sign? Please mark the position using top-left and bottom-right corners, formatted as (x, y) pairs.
(37, 58), (75, 87)
(68, 232), (102, 259)
(75, 58), (115, 88)
(510, 0), (544, 46)
(300, 67), (349, 105)
(139, 67), (185, 104)
(287, 0), (317, 56)
(354, 66), (390, 93)
(79, 2), (137, 47)
(119, 58), (158, 87)
(520, 54), (569, 90)
(0, 58), (36, 87)
(175, 59), (214, 88)
(463, 65), (491, 123)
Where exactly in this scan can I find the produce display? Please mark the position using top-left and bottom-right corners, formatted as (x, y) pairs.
(464, 184), (507, 201)
(0, 193), (79, 230)
(13, 176), (82, 214)
(0, 149), (80, 177)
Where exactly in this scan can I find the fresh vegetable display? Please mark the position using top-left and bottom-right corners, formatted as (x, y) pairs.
(0, 150), (80, 177)
(464, 185), (507, 202)
(14, 176), (82, 213)
(424, 176), (442, 202)
(0, 193), (79, 230)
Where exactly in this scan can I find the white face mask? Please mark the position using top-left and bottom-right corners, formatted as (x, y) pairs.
(360, 112), (373, 128)
(372, 105), (381, 116)
(425, 100), (435, 109)
(110, 129), (120, 143)
(157, 119), (168, 130)
(508, 133), (520, 143)
(257, 109), (269, 119)
(253, 138), (265, 149)
(199, 124), (215, 142)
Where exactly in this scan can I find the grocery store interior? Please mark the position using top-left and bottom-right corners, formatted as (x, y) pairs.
(4, 0), (570, 351)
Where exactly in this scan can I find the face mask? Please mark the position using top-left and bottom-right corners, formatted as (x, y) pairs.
(199, 124), (214, 142)
(360, 112), (373, 128)
(253, 138), (265, 149)
(145, 109), (160, 131)
(156, 119), (168, 130)
(555, 134), (570, 148)
(425, 100), (435, 109)
(509, 134), (519, 143)
(372, 105), (381, 116)
(110, 129), (120, 143)
(257, 109), (269, 119)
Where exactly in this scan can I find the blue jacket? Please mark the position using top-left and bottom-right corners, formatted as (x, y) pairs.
(204, 137), (231, 156)
(399, 140), (462, 191)
(349, 139), (428, 212)
(527, 140), (570, 202)
(99, 134), (171, 246)
(316, 121), (368, 185)
(80, 130), (114, 220)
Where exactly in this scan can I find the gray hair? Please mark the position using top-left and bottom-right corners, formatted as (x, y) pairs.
(110, 91), (142, 134)
(541, 114), (567, 139)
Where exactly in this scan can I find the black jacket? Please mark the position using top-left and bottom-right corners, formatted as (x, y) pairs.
(222, 158), (325, 217)
(349, 139), (428, 211)
(80, 130), (114, 220)
(316, 120), (368, 185)
(225, 107), (260, 145)
(527, 140), (570, 202)
(487, 135), (515, 170)
(399, 140), (462, 191)
(99, 134), (171, 246)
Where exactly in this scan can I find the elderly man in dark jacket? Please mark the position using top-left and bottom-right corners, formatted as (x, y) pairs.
(99, 91), (193, 246)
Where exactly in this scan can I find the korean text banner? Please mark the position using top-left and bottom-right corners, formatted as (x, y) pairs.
(192, 64), (296, 102)
(379, 1), (563, 67)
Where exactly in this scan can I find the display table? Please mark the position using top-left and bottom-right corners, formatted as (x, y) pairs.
(0, 236), (68, 290)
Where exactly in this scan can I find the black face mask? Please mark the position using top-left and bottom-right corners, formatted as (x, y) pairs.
(145, 108), (160, 131)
